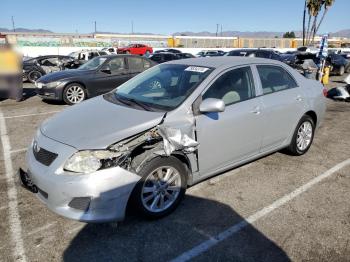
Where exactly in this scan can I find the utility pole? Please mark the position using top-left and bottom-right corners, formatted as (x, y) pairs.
(94, 21), (97, 33)
(220, 24), (223, 36)
(131, 21), (134, 34)
(216, 24), (219, 37)
(11, 16), (15, 32)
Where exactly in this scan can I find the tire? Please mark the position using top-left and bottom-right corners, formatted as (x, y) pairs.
(338, 65), (345, 76)
(132, 156), (187, 219)
(286, 115), (315, 156)
(63, 83), (87, 105)
(27, 71), (42, 83)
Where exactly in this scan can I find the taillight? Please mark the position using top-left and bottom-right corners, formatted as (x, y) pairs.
(322, 87), (328, 97)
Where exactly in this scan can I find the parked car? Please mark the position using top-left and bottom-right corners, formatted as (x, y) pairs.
(287, 52), (350, 76)
(327, 87), (350, 101)
(327, 53), (350, 75)
(34, 55), (156, 105)
(154, 48), (182, 54)
(117, 44), (153, 55)
(68, 49), (109, 67)
(102, 47), (118, 54)
(176, 53), (195, 59)
(23, 55), (76, 83)
(148, 52), (179, 63)
(196, 50), (225, 57)
(226, 49), (284, 61)
(21, 57), (326, 222)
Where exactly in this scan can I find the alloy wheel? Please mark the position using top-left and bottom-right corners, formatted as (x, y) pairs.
(296, 121), (313, 151)
(141, 166), (182, 213)
(66, 85), (85, 104)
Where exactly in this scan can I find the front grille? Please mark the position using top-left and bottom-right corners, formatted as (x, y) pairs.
(33, 146), (58, 166)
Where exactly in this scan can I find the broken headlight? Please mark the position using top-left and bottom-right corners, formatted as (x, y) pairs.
(64, 150), (124, 174)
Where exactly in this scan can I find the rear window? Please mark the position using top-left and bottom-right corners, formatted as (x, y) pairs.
(257, 65), (298, 95)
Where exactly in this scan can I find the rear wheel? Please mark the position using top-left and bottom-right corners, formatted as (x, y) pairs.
(28, 71), (42, 83)
(63, 83), (86, 105)
(132, 156), (187, 219)
(286, 115), (315, 156)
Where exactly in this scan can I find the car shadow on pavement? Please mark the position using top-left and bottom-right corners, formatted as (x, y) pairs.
(63, 194), (290, 262)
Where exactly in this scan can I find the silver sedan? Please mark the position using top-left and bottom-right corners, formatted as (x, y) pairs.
(21, 57), (326, 222)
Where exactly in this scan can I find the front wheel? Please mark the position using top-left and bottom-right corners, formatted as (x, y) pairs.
(286, 115), (315, 156)
(28, 71), (42, 83)
(63, 83), (86, 105)
(132, 156), (187, 219)
(338, 65), (345, 76)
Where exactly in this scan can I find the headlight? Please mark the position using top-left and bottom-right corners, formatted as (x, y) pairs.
(64, 150), (124, 174)
(46, 81), (61, 88)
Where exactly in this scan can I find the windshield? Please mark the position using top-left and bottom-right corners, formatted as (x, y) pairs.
(78, 57), (107, 70)
(105, 64), (213, 111)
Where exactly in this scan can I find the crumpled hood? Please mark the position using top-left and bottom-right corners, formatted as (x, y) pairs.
(40, 96), (165, 149)
(38, 69), (90, 83)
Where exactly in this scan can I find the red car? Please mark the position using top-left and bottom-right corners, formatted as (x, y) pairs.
(117, 44), (153, 55)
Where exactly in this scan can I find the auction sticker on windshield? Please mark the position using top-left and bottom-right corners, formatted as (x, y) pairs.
(185, 66), (210, 73)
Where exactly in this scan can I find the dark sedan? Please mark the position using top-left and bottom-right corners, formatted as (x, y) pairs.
(35, 55), (156, 105)
(226, 49), (284, 61)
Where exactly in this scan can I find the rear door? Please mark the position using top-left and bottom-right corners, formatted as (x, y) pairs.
(255, 64), (305, 152)
(127, 56), (146, 77)
(91, 57), (129, 96)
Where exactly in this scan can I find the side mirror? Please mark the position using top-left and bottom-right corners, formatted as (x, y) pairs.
(199, 98), (225, 113)
(101, 67), (111, 74)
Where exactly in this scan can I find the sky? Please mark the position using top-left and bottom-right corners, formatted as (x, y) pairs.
(1, 0), (349, 34)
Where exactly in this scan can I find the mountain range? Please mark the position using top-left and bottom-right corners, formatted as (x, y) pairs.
(1, 28), (350, 38)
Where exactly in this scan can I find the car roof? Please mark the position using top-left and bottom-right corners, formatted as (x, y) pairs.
(165, 56), (285, 68)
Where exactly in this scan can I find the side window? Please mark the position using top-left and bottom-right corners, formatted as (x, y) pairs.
(164, 54), (174, 61)
(202, 66), (256, 106)
(151, 54), (162, 62)
(255, 51), (270, 59)
(106, 57), (126, 73)
(41, 58), (59, 66)
(127, 57), (144, 71)
(257, 65), (298, 95)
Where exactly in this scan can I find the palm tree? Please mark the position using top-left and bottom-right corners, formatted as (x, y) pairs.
(310, 0), (323, 44)
(305, 0), (317, 45)
(303, 0), (307, 45)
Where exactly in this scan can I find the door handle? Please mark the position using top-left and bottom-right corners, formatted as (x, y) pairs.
(251, 106), (261, 115)
(296, 95), (303, 101)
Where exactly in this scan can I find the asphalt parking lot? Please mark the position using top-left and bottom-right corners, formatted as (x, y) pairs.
(1, 75), (350, 262)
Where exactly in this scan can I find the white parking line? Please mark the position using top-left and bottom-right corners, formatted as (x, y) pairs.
(4, 111), (60, 119)
(171, 158), (350, 262)
(0, 108), (27, 262)
(10, 148), (27, 154)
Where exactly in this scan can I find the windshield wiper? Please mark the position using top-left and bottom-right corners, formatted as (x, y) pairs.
(115, 94), (153, 111)
(126, 98), (154, 111)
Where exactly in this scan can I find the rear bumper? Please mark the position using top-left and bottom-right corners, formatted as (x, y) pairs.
(24, 132), (141, 222)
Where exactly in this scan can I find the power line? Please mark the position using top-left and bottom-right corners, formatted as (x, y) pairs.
(11, 16), (15, 32)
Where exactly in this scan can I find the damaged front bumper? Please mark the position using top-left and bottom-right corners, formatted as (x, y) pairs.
(25, 133), (141, 223)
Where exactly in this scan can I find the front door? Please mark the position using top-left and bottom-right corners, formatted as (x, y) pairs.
(195, 66), (264, 176)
